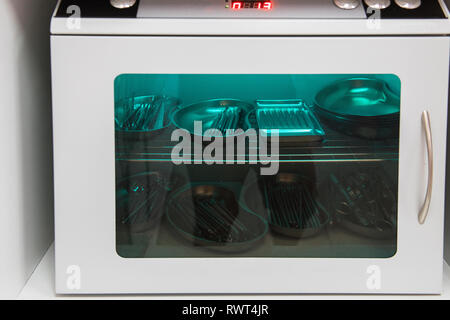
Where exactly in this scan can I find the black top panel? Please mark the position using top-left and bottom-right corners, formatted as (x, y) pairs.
(55, 0), (445, 19)
(362, 1), (446, 19)
(56, 0), (140, 18)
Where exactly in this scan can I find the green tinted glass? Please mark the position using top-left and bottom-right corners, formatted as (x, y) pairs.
(115, 74), (400, 259)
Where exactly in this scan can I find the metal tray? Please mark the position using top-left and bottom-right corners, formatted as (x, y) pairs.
(246, 99), (325, 143)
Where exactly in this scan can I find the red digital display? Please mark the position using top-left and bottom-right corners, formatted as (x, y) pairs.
(231, 1), (273, 10)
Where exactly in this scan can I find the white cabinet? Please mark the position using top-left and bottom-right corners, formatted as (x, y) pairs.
(52, 36), (449, 294)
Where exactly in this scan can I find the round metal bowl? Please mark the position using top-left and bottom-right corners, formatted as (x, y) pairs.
(116, 171), (171, 234)
(335, 200), (397, 240)
(166, 183), (268, 253)
(115, 95), (180, 142)
(171, 99), (254, 138)
(240, 173), (330, 239)
(326, 168), (398, 240)
(339, 217), (397, 240)
(314, 78), (400, 139)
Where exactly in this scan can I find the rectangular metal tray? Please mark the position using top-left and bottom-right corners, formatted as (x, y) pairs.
(249, 99), (325, 143)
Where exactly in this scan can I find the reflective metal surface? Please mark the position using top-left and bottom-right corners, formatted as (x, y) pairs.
(365, 0), (391, 9)
(314, 78), (400, 139)
(395, 0), (421, 9)
(333, 0), (361, 9)
(110, 0), (137, 9)
(315, 78), (400, 118)
(245, 99), (325, 142)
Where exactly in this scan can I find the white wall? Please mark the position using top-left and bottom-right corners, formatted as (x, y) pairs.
(0, 0), (56, 298)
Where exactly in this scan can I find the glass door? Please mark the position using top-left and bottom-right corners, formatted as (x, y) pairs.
(115, 74), (400, 259)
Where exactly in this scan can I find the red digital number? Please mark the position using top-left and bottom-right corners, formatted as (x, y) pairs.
(232, 2), (242, 10)
(263, 1), (272, 10)
(231, 1), (272, 10)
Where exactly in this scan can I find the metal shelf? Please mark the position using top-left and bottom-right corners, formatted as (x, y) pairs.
(115, 125), (399, 164)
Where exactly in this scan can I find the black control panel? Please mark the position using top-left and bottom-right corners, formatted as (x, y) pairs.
(55, 0), (446, 19)
(56, 0), (140, 18)
(362, 1), (446, 19)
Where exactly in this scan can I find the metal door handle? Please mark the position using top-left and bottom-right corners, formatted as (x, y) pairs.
(418, 110), (433, 224)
